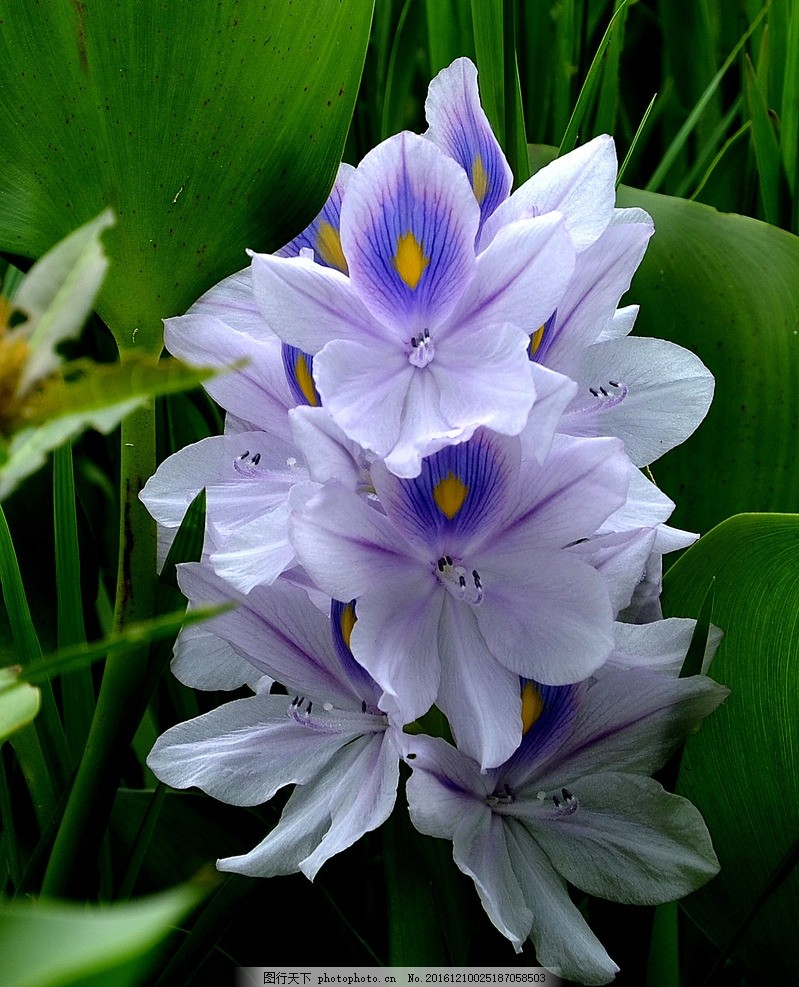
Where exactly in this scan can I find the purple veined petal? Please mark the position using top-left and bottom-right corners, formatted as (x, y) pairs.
(562, 335), (715, 466)
(495, 434), (630, 553)
(500, 681), (583, 789)
(147, 694), (363, 806)
(276, 162), (356, 273)
(436, 597), (525, 770)
(171, 621), (268, 692)
(479, 134), (618, 253)
(503, 820), (620, 984)
(347, 574), (445, 725)
(164, 313), (293, 439)
(448, 212), (576, 340)
(218, 730), (397, 879)
(520, 363), (579, 464)
(424, 56), (513, 230)
(527, 669), (729, 787)
(176, 562), (369, 707)
(312, 337), (414, 464)
(568, 527), (657, 616)
(281, 344), (322, 407)
(473, 549), (615, 684)
(340, 131), (479, 334)
(290, 481), (428, 602)
(403, 734), (494, 835)
(249, 249), (386, 353)
(330, 599), (382, 700)
(518, 772), (719, 905)
(370, 429), (520, 554)
(289, 406), (370, 489)
(431, 323), (537, 442)
(299, 730), (400, 879)
(531, 216), (654, 377)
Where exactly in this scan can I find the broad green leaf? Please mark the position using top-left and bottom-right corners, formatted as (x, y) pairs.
(616, 184), (799, 537)
(0, 354), (216, 501)
(0, 877), (212, 987)
(0, 666), (40, 742)
(662, 513), (799, 985)
(0, 1), (374, 351)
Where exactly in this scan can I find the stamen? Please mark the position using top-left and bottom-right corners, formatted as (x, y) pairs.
(562, 379), (629, 422)
(434, 556), (483, 606)
(487, 782), (515, 808)
(408, 328), (436, 368)
(552, 787), (579, 816)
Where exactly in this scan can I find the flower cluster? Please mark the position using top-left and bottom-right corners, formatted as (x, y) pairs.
(143, 59), (726, 984)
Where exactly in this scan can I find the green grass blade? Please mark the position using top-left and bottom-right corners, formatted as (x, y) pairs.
(674, 95), (743, 198)
(53, 442), (93, 763)
(617, 92), (658, 187)
(779, 0), (798, 201)
(380, 0), (415, 142)
(0, 749), (22, 890)
(558, 0), (633, 155)
(116, 783), (166, 900)
(593, 0), (629, 136)
(425, 0), (475, 75)
(0, 503), (69, 797)
(646, 4), (769, 192)
(689, 120), (752, 201)
(744, 52), (785, 225)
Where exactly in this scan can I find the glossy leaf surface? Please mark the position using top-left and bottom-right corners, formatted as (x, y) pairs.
(663, 513), (799, 984)
(0, 1), (373, 350)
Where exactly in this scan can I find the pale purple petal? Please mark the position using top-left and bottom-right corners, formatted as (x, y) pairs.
(479, 135), (617, 252)
(349, 577), (445, 725)
(176, 562), (364, 706)
(424, 56), (513, 228)
(147, 695), (361, 805)
(249, 250), (386, 352)
(520, 363), (579, 463)
(432, 323), (536, 441)
(533, 216), (653, 377)
(436, 597), (524, 769)
(290, 482), (426, 601)
(448, 213), (576, 339)
(340, 131), (479, 333)
(568, 527), (657, 615)
(289, 406), (370, 489)
(564, 335), (715, 466)
(606, 618), (698, 676)
(474, 550), (615, 684)
(312, 338), (414, 465)
(519, 772), (719, 904)
(504, 821), (620, 984)
(164, 313), (293, 438)
(491, 434), (629, 553)
(171, 622), (267, 692)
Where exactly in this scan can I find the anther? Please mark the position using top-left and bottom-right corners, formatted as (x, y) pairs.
(251, 452), (261, 465)
(589, 387), (599, 397)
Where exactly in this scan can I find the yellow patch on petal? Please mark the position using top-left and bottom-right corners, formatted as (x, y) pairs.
(529, 324), (546, 357)
(294, 353), (320, 407)
(433, 471), (469, 519)
(393, 231), (430, 290)
(521, 681), (544, 735)
(316, 220), (348, 274)
(471, 153), (489, 206)
(0, 299), (32, 430)
(340, 603), (357, 650)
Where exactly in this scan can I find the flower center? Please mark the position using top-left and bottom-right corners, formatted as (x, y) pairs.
(434, 555), (483, 605)
(486, 782), (514, 808)
(408, 328), (435, 368)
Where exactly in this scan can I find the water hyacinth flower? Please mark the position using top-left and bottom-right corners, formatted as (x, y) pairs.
(291, 427), (641, 769)
(250, 130), (578, 477)
(148, 562), (400, 879)
(403, 668), (728, 984)
(424, 58), (714, 466)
